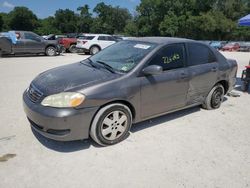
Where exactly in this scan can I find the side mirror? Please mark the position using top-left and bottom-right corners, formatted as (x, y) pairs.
(142, 65), (163, 76)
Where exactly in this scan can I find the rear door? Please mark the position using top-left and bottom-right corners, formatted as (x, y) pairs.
(98, 36), (116, 49)
(140, 43), (190, 118)
(186, 43), (219, 104)
(12, 32), (26, 53)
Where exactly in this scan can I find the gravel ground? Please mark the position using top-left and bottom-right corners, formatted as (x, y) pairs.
(0, 52), (250, 188)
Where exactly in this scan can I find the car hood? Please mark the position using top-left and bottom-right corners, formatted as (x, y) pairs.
(31, 61), (118, 96)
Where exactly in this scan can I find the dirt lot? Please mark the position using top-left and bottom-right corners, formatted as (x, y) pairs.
(0, 52), (250, 188)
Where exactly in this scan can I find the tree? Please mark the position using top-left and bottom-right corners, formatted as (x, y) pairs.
(124, 20), (138, 36)
(159, 12), (179, 37)
(35, 17), (61, 35)
(8, 7), (39, 31)
(77, 4), (92, 33)
(54, 9), (79, 33)
(92, 2), (132, 34)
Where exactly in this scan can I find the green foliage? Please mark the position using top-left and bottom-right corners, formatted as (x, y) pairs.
(8, 7), (39, 31)
(92, 3), (132, 34)
(54, 9), (79, 33)
(77, 4), (92, 33)
(35, 17), (61, 35)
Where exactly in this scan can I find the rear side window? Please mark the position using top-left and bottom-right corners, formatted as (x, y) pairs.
(187, 43), (216, 66)
(98, 36), (106, 41)
(148, 44), (185, 71)
(79, 36), (95, 40)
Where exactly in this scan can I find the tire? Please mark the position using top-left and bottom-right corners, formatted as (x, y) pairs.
(90, 46), (100, 55)
(90, 103), (132, 146)
(45, 46), (56, 56)
(241, 81), (249, 92)
(0, 49), (2, 58)
(69, 44), (78, 53)
(202, 84), (225, 110)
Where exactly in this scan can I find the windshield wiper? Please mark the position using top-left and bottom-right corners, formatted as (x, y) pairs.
(81, 58), (97, 68)
(96, 60), (116, 73)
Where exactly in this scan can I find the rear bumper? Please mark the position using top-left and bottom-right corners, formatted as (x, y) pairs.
(23, 92), (99, 141)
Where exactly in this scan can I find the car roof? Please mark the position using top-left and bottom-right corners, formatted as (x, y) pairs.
(84, 33), (112, 37)
(127, 37), (194, 44)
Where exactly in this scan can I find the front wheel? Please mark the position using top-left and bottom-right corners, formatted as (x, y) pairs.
(45, 46), (56, 56)
(202, 84), (225, 110)
(90, 103), (132, 146)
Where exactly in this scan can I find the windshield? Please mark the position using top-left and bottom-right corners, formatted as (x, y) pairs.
(89, 40), (157, 73)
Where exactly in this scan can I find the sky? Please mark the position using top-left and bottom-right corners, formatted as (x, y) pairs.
(0, 0), (140, 18)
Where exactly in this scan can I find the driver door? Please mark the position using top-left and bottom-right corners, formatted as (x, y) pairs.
(140, 44), (190, 119)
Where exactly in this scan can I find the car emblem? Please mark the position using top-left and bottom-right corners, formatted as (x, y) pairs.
(29, 87), (35, 95)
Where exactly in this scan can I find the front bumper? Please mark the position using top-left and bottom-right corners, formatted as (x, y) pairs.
(23, 92), (99, 141)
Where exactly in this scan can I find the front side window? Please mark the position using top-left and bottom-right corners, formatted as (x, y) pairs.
(24, 33), (40, 41)
(187, 43), (216, 66)
(89, 40), (157, 72)
(148, 44), (185, 71)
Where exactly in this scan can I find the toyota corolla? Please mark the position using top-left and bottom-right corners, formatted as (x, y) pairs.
(23, 37), (237, 146)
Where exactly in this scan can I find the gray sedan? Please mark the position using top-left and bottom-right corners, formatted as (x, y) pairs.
(23, 37), (237, 146)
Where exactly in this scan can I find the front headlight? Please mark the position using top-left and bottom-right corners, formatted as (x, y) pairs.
(41, 92), (85, 108)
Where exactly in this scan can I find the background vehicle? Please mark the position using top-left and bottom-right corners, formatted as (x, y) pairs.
(0, 31), (62, 57)
(209, 41), (228, 50)
(221, 42), (240, 51)
(238, 42), (250, 52)
(76, 34), (117, 55)
(23, 37), (238, 146)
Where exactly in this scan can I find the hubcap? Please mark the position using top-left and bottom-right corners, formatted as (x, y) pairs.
(47, 48), (55, 56)
(211, 87), (223, 108)
(92, 47), (99, 54)
(101, 110), (128, 141)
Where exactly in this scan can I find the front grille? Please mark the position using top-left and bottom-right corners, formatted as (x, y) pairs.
(27, 85), (43, 103)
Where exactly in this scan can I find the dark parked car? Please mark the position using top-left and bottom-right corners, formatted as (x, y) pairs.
(23, 37), (238, 146)
(238, 42), (250, 52)
(209, 41), (228, 50)
(0, 31), (62, 57)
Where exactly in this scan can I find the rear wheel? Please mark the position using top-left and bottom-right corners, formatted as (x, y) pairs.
(241, 81), (249, 92)
(45, 46), (56, 56)
(90, 46), (100, 55)
(69, 44), (78, 53)
(90, 103), (132, 146)
(202, 84), (225, 110)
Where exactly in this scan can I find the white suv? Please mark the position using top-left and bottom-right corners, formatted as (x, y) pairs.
(76, 34), (117, 55)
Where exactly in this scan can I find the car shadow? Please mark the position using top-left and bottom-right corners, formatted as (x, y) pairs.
(131, 106), (201, 133)
(31, 128), (101, 152)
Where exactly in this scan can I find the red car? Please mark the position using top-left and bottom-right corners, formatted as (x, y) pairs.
(58, 34), (86, 53)
(221, 42), (240, 52)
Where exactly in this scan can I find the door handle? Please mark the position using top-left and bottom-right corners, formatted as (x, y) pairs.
(211, 67), (217, 72)
(180, 73), (188, 79)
